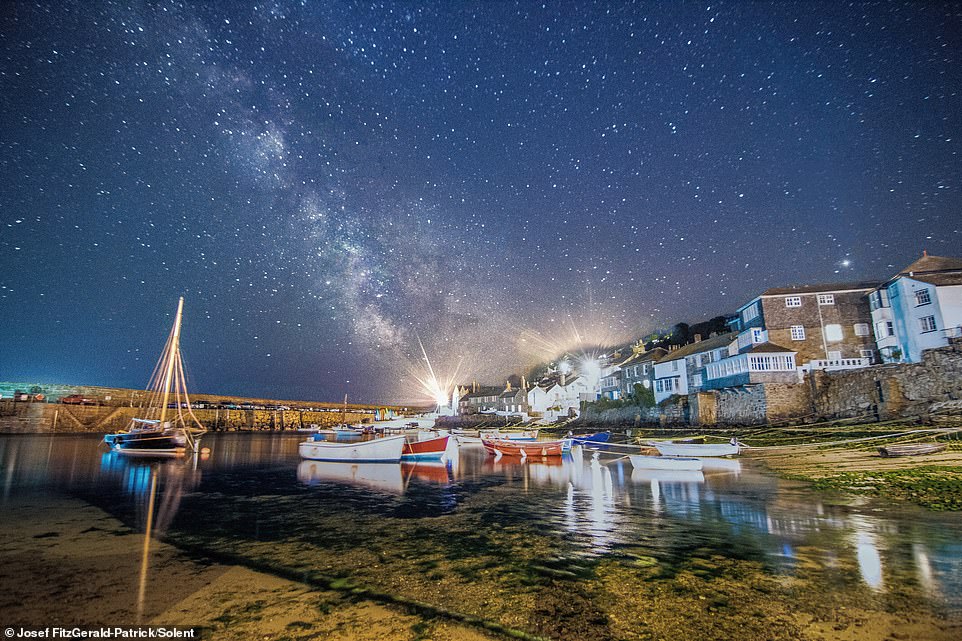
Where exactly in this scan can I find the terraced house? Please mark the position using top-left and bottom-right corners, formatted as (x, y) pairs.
(731, 282), (880, 371)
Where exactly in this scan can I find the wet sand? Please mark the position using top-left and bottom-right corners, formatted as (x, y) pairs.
(0, 493), (498, 641)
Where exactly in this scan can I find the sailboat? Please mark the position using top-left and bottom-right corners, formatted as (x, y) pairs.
(103, 297), (206, 456)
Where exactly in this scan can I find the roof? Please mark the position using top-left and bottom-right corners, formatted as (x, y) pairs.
(461, 387), (502, 400)
(742, 341), (795, 354)
(759, 281), (880, 296)
(897, 253), (962, 276)
(655, 332), (737, 364)
(499, 388), (523, 398)
(892, 254), (962, 287)
(908, 272), (962, 287)
(618, 347), (668, 368)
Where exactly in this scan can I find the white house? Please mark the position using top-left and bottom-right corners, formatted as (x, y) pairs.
(870, 253), (962, 362)
(653, 351), (689, 403)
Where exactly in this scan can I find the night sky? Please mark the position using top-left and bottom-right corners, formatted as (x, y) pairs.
(2, 2), (960, 403)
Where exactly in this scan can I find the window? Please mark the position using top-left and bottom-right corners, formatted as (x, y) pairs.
(751, 328), (765, 343)
(860, 349), (875, 363)
(828, 351), (842, 361)
(875, 321), (894, 338)
(671, 360), (679, 372)
(790, 325), (806, 341)
(785, 296), (802, 308)
(920, 316), (937, 332)
(741, 302), (760, 322)
(915, 289), (931, 306)
(817, 294), (835, 305)
(824, 324), (843, 342)
(854, 323), (870, 336)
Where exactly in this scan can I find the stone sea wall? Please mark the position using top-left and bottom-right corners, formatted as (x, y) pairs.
(584, 344), (962, 427)
(810, 342), (962, 421)
(0, 402), (376, 434)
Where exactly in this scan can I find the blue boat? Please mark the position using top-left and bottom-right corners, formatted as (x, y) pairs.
(570, 431), (611, 444)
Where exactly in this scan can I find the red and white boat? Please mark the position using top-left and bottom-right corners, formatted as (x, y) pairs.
(401, 435), (450, 461)
(482, 438), (565, 458)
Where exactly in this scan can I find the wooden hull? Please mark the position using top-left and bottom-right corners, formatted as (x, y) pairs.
(482, 438), (564, 457)
(299, 434), (405, 462)
(878, 443), (947, 458)
(629, 455), (703, 471)
(479, 430), (539, 441)
(401, 435), (450, 461)
(651, 442), (739, 457)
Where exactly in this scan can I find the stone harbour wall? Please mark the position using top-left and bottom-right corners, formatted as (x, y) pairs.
(0, 402), (372, 434)
(811, 342), (962, 420)
(584, 344), (961, 427)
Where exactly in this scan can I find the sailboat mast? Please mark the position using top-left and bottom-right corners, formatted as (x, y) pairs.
(159, 297), (185, 424)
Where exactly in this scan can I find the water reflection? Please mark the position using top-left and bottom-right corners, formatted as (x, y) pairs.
(1, 433), (961, 615)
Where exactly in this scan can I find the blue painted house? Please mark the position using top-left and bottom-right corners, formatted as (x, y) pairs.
(870, 253), (962, 363)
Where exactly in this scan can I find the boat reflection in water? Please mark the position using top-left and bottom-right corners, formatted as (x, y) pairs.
(98, 451), (203, 622)
(297, 459), (457, 494)
(298, 461), (404, 494)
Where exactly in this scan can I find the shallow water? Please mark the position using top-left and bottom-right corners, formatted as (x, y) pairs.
(2, 432), (961, 639)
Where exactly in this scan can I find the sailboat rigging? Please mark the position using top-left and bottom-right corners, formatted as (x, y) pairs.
(103, 297), (206, 456)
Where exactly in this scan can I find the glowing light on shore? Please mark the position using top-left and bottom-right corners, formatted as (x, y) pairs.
(408, 335), (465, 409)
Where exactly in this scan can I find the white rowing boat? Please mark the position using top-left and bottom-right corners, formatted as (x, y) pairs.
(299, 434), (405, 462)
(649, 441), (740, 457)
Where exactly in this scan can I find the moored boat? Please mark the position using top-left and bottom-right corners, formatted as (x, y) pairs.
(571, 431), (611, 444)
(103, 297), (206, 457)
(878, 443), (947, 458)
(299, 434), (406, 462)
(401, 435), (450, 461)
(479, 429), (539, 441)
(649, 441), (740, 457)
(482, 438), (565, 457)
(628, 455), (703, 471)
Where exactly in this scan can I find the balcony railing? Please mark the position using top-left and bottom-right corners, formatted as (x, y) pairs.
(705, 352), (797, 381)
(942, 326), (962, 339)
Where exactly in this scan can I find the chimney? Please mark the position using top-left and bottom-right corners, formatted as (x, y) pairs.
(561, 373), (567, 386)
(521, 375), (527, 391)
(923, 249), (928, 257)
(694, 334), (702, 343)
(505, 380), (512, 392)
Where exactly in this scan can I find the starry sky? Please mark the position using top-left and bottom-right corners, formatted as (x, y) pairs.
(1, 1), (960, 403)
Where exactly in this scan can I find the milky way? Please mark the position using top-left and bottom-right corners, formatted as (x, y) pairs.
(2, 2), (960, 402)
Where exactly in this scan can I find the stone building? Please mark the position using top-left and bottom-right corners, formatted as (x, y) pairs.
(731, 282), (880, 370)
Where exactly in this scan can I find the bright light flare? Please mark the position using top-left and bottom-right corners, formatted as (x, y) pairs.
(407, 335), (465, 411)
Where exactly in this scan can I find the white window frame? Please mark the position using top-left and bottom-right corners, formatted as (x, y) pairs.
(817, 294), (835, 305)
(790, 325), (805, 341)
(920, 315), (937, 332)
(854, 323), (870, 337)
(827, 350), (842, 361)
(785, 296), (802, 308)
(741, 302), (760, 322)
(915, 289), (931, 306)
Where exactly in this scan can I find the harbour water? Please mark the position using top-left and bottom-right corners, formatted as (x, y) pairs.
(1, 433), (960, 640)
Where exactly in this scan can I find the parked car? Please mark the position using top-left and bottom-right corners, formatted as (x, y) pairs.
(61, 394), (97, 405)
